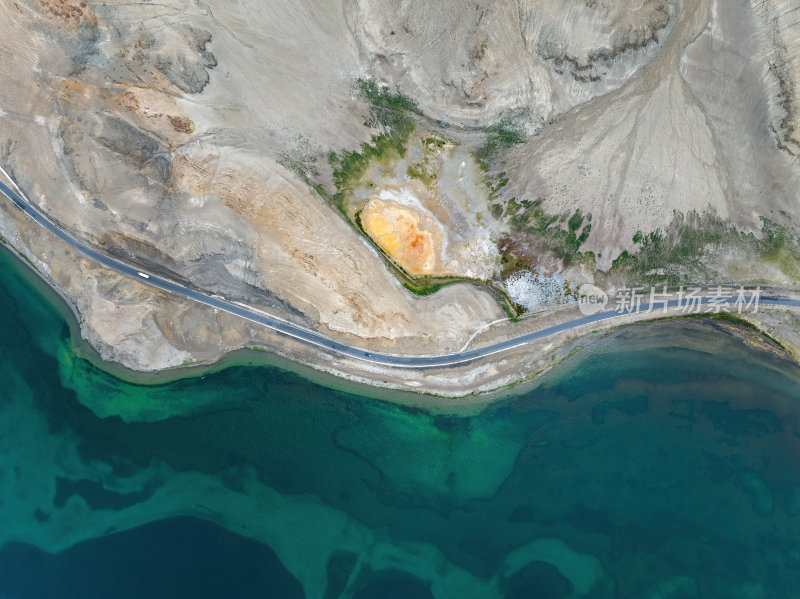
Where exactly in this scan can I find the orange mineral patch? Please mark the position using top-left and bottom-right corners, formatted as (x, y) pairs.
(361, 199), (438, 275)
(117, 86), (196, 137)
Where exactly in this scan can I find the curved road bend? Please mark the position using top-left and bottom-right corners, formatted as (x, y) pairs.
(2, 178), (800, 368)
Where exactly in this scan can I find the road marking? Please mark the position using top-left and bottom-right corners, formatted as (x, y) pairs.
(459, 317), (511, 352)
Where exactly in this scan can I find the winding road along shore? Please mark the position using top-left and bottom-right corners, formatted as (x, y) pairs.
(2, 174), (800, 368)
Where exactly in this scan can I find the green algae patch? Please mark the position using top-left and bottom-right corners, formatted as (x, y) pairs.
(332, 401), (526, 504)
(56, 339), (235, 422)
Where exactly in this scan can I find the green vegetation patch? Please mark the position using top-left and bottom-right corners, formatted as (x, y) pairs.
(406, 161), (436, 186)
(356, 77), (423, 133)
(323, 78), (424, 214)
(473, 114), (530, 203)
(402, 278), (455, 296)
(475, 115), (527, 169)
(474, 111), (544, 175)
(500, 198), (592, 268)
(421, 135), (447, 148)
(611, 211), (774, 285)
(328, 132), (411, 212)
(613, 212), (800, 286)
(614, 213), (724, 281)
(405, 133), (454, 187)
(496, 190), (800, 288)
(760, 217), (800, 281)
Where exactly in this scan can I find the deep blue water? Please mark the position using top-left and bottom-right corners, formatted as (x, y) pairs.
(0, 517), (304, 599)
(1, 245), (799, 598)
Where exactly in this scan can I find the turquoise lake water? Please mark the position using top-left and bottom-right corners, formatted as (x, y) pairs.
(1, 245), (799, 598)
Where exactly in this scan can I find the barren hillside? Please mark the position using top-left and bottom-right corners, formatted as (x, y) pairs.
(1, 0), (799, 377)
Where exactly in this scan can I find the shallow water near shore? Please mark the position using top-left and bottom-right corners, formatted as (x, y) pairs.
(1, 246), (800, 598)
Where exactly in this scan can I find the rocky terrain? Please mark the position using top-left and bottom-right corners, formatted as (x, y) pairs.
(1, 0), (800, 392)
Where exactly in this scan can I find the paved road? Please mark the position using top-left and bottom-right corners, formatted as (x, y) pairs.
(2, 177), (800, 368)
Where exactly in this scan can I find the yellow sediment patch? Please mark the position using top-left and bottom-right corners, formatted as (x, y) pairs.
(361, 198), (439, 275)
(118, 86), (195, 134)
